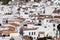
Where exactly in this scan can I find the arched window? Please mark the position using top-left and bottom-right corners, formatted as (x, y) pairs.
(0, 24), (1, 26)
(6, 20), (8, 24)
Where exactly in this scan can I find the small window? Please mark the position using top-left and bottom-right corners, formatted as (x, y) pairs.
(0, 24), (1, 26)
(34, 32), (36, 35)
(46, 20), (48, 22)
(32, 32), (33, 35)
(43, 10), (45, 13)
(29, 32), (30, 35)
(25, 0), (29, 2)
(39, 20), (41, 22)
(17, 8), (20, 11)
(53, 28), (55, 31)
(30, 11), (33, 13)
(5, 13), (12, 15)
(25, 13), (28, 14)
(7, 34), (10, 37)
(34, 37), (35, 39)
(3, 35), (6, 37)
(38, 23), (41, 26)
(44, 26), (47, 28)
(6, 20), (8, 24)
(24, 24), (27, 26)
(53, 24), (55, 27)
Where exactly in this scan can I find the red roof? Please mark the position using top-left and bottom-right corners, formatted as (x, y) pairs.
(39, 32), (45, 34)
(21, 27), (37, 31)
(26, 22), (34, 24)
(53, 9), (60, 13)
(54, 16), (60, 19)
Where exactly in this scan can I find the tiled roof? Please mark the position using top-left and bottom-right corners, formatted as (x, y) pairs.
(39, 32), (45, 34)
(3, 30), (16, 35)
(0, 27), (16, 35)
(16, 19), (24, 22)
(50, 19), (60, 23)
(37, 17), (44, 20)
(26, 22), (34, 24)
(8, 28), (14, 31)
(23, 28), (37, 30)
(39, 15), (53, 18)
(10, 23), (19, 26)
(53, 9), (60, 13)
(45, 15), (53, 18)
(54, 16), (60, 19)
(16, 18), (25, 22)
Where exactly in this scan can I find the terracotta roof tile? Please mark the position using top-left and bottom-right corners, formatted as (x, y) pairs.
(39, 32), (45, 34)
(26, 22), (34, 24)
(37, 17), (44, 20)
(23, 28), (37, 30)
(54, 16), (60, 19)
(53, 9), (60, 13)
(3, 30), (16, 35)
(10, 23), (19, 26)
(16, 19), (24, 22)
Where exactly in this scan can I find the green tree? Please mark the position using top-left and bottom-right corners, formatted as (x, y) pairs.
(1, 0), (11, 5)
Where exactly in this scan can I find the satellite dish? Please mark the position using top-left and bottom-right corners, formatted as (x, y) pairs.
(57, 24), (60, 31)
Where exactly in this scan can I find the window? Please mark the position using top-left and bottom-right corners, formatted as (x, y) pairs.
(30, 11), (33, 13)
(3, 18), (8, 24)
(53, 28), (55, 31)
(17, 8), (20, 11)
(25, 13), (28, 14)
(44, 26), (47, 28)
(34, 37), (35, 39)
(46, 20), (48, 22)
(0, 24), (1, 26)
(53, 24), (55, 27)
(25, 0), (29, 2)
(3, 35), (5, 37)
(24, 24), (27, 26)
(29, 32), (30, 35)
(5, 13), (12, 15)
(34, 32), (36, 35)
(6, 20), (8, 24)
(32, 32), (33, 35)
(49, 20), (52, 22)
(38, 23), (41, 26)
(43, 10), (45, 13)
(6, 34), (10, 37)
(39, 20), (41, 22)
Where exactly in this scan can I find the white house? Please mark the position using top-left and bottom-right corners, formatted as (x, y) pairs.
(23, 28), (38, 40)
